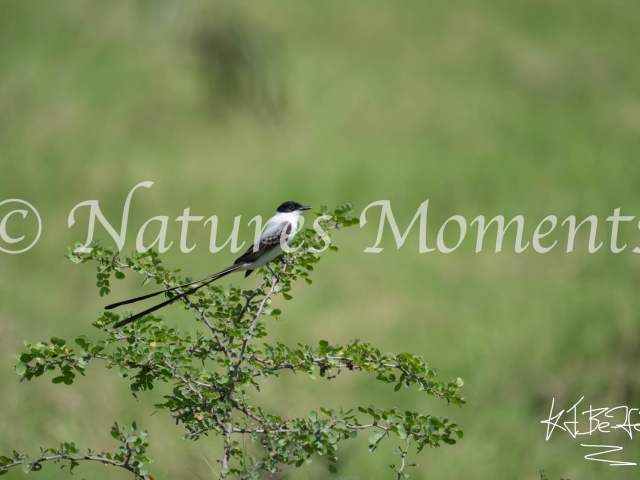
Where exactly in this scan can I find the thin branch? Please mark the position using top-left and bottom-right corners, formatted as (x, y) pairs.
(231, 270), (283, 383)
(397, 434), (413, 479)
(0, 454), (150, 479)
(250, 355), (447, 399)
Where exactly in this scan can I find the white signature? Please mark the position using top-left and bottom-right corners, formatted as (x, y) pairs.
(542, 397), (639, 466)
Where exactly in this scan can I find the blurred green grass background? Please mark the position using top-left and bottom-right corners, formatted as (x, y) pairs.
(1, 1), (640, 479)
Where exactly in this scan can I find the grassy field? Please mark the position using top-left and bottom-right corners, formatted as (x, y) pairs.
(1, 1), (640, 479)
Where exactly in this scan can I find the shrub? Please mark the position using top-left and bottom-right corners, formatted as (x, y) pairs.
(4, 205), (464, 479)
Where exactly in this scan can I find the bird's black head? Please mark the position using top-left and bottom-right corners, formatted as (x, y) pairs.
(276, 201), (312, 213)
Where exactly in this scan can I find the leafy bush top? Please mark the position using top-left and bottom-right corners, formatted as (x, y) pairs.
(5, 205), (464, 479)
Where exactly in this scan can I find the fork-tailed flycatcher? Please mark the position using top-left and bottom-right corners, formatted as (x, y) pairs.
(107, 201), (312, 328)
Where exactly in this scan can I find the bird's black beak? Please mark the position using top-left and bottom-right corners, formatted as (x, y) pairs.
(300, 206), (312, 211)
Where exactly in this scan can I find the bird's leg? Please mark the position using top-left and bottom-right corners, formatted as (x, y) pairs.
(266, 263), (277, 280)
(262, 264), (277, 287)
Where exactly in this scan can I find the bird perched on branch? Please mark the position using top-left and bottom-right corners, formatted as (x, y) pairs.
(106, 201), (311, 328)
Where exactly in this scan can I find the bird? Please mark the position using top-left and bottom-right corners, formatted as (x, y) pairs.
(107, 201), (312, 328)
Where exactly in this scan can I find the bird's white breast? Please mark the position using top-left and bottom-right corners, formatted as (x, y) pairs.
(245, 211), (301, 269)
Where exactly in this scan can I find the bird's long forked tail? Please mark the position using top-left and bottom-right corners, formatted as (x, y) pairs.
(109, 264), (242, 328)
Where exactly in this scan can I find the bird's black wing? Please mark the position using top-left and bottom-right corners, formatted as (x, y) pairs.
(234, 221), (292, 265)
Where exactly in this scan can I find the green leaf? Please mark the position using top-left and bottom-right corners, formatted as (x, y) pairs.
(119, 367), (129, 378)
(19, 353), (32, 363)
(271, 309), (282, 317)
(22, 455), (30, 473)
(394, 382), (402, 392)
(319, 340), (329, 349)
(16, 362), (27, 375)
(309, 411), (317, 422)
(329, 464), (337, 474)
(52, 376), (65, 384)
